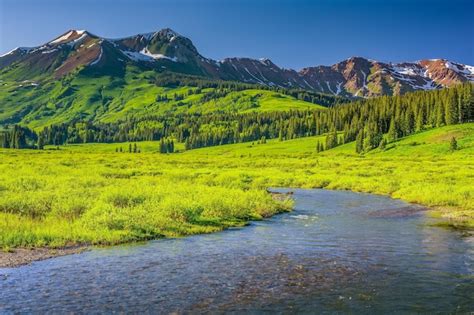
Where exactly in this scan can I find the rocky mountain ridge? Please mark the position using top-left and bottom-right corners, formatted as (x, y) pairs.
(1, 28), (473, 98)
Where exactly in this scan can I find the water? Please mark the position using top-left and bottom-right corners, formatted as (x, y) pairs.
(1, 189), (473, 313)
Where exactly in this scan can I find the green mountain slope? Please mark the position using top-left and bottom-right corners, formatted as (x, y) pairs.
(0, 65), (329, 129)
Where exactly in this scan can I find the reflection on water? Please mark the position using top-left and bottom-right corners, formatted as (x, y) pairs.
(1, 189), (473, 313)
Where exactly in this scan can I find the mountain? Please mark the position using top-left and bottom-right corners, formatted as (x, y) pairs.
(216, 57), (474, 98)
(1, 29), (343, 128)
(1, 28), (473, 99)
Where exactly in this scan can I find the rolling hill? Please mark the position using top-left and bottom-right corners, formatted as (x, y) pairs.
(0, 67), (330, 129)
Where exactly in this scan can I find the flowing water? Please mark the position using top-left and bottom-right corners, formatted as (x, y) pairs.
(1, 189), (473, 313)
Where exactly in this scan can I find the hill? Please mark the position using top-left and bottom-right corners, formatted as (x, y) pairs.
(0, 67), (334, 129)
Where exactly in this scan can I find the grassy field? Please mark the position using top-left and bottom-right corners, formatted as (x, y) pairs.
(0, 123), (473, 250)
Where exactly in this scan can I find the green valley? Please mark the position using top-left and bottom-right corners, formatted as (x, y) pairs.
(1, 123), (473, 251)
(0, 27), (473, 261)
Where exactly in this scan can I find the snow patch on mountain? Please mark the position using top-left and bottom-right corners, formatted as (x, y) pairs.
(41, 48), (58, 54)
(90, 47), (103, 66)
(140, 48), (178, 62)
(0, 47), (31, 57)
(391, 64), (423, 76)
(445, 61), (474, 76)
(243, 67), (265, 84)
(122, 50), (153, 62)
(50, 30), (86, 45)
(121, 48), (178, 63)
(417, 79), (438, 90)
(335, 82), (343, 95)
(67, 33), (88, 47)
(326, 81), (335, 94)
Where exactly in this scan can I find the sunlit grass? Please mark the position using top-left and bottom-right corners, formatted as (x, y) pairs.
(0, 123), (472, 249)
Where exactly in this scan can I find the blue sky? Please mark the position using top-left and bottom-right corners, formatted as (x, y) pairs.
(0, 0), (472, 69)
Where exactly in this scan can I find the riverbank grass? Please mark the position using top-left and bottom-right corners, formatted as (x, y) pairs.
(0, 123), (473, 251)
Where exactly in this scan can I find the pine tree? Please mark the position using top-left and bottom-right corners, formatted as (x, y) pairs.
(378, 138), (387, 150)
(450, 137), (458, 151)
(445, 90), (458, 125)
(133, 143), (137, 153)
(388, 119), (398, 142)
(363, 122), (382, 151)
(355, 129), (364, 153)
(159, 138), (166, 153)
(415, 108), (424, 132)
(37, 134), (44, 150)
(325, 129), (338, 150)
(166, 140), (174, 153)
(436, 102), (445, 127)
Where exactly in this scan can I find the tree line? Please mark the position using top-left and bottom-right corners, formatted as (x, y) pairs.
(152, 71), (348, 107)
(1, 83), (472, 152)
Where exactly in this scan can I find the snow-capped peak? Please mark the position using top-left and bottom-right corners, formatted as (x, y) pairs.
(259, 58), (272, 65)
(50, 30), (87, 45)
(159, 28), (180, 39)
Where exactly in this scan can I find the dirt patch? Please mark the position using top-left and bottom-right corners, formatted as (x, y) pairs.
(429, 130), (466, 143)
(0, 246), (89, 268)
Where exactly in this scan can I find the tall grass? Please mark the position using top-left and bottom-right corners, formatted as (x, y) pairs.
(0, 124), (473, 249)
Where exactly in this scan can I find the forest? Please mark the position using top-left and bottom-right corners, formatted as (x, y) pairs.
(1, 83), (472, 153)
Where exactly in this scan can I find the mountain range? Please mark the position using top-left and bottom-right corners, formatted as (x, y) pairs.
(2, 28), (473, 98)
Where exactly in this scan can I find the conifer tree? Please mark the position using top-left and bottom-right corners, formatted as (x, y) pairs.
(159, 138), (166, 153)
(445, 90), (458, 125)
(37, 135), (44, 150)
(388, 119), (398, 142)
(450, 136), (458, 151)
(356, 130), (364, 154)
(378, 138), (387, 150)
(325, 129), (338, 150)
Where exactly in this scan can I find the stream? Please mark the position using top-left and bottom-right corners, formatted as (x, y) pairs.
(1, 189), (473, 313)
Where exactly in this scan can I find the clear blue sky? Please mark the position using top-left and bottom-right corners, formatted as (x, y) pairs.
(0, 0), (473, 69)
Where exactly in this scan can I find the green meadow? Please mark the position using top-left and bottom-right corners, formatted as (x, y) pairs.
(0, 123), (472, 250)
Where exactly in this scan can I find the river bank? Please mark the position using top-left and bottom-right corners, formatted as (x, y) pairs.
(0, 191), (292, 268)
(2, 189), (471, 313)
(0, 246), (88, 268)
(1, 190), (471, 269)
